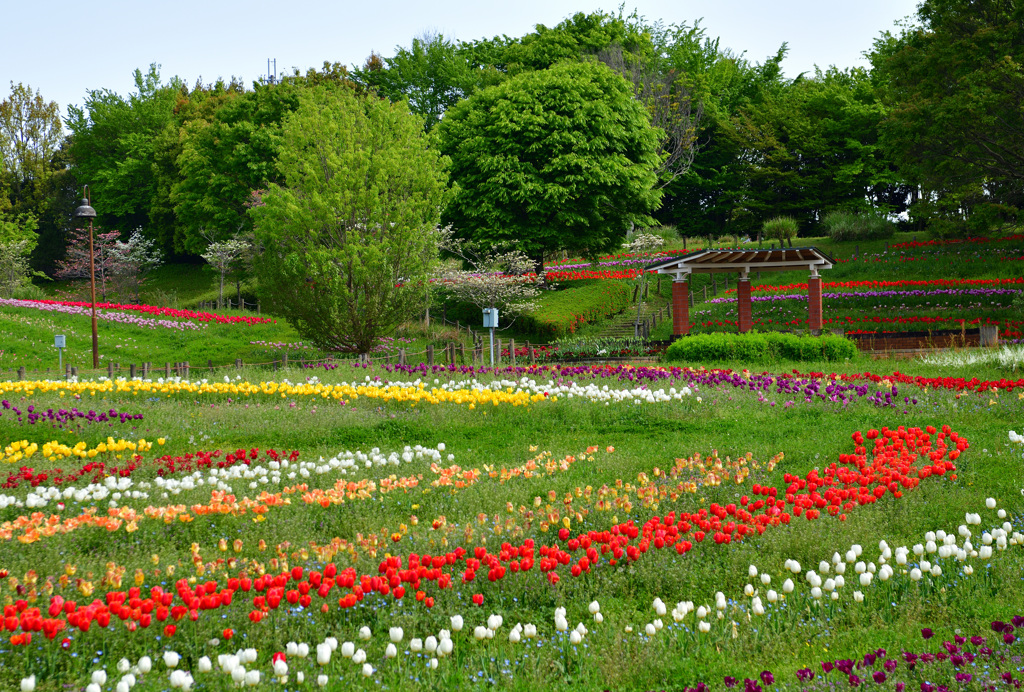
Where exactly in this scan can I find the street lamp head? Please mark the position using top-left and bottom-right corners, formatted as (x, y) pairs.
(73, 198), (97, 219)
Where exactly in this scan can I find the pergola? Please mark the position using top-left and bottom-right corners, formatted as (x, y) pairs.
(648, 247), (836, 337)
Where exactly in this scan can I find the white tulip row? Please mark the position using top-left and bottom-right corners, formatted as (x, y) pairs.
(0, 443), (453, 511)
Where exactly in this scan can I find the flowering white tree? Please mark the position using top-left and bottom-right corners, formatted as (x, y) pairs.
(437, 226), (541, 323)
(623, 231), (665, 336)
(109, 229), (163, 303)
(201, 236), (251, 308)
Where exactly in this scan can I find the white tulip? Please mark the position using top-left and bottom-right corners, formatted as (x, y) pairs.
(986, 497), (997, 509)
(751, 598), (764, 616)
(245, 670), (261, 687)
(361, 663), (374, 677)
(316, 643), (332, 665)
(198, 657), (212, 673)
(555, 616), (569, 632)
(428, 658), (439, 670)
(696, 606), (708, 619)
(811, 587), (823, 599)
(698, 621), (711, 633)
(86, 685), (100, 692)
(450, 615), (464, 632)
(748, 565), (758, 577)
(117, 683), (130, 692)
(524, 624), (537, 638)
(389, 627), (403, 643)
(352, 649), (366, 665)
(767, 590), (778, 603)
(998, 509), (1007, 519)
(473, 626), (488, 641)
(834, 562), (846, 575)
(438, 638), (454, 656)
(287, 642), (299, 656)
(385, 643), (397, 659)
(231, 667), (246, 685)
(243, 649), (258, 664)
(117, 659), (131, 674)
(818, 561), (830, 573)
(964, 565), (974, 575)
(325, 637), (338, 651)
(92, 671), (108, 685)
(743, 584), (755, 597)
(358, 626), (372, 640)
(760, 573), (771, 586)
(783, 579), (794, 593)
(653, 598), (667, 616)
(487, 614), (503, 631)
(855, 561), (866, 574)
(595, 612), (604, 624)
(425, 636), (438, 653)
(859, 572), (872, 587)
(164, 652), (180, 669)
(910, 568), (923, 581)
(589, 600), (601, 614)
(20, 676), (35, 692)
(317, 674), (329, 687)
(931, 565), (942, 577)
(509, 629), (521, 643)
(297, 672), (305, 684)
(273, 660), (288, 678)
(341, 642), (355, 658)
(834, 575), (846, 588)
(571, 630), (583, 644)
(853, 591), (864, 603)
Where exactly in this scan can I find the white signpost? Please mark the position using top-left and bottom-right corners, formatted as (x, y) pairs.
(54, 335), (66, 375)
(482, 308), (499, 367)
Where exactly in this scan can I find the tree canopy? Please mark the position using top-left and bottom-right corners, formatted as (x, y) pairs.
(250, 87), (448, 354)
(438, 60), (663, 264)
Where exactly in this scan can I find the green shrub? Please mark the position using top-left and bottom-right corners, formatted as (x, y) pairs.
(762, 216), (798, 247)
(822, 210), (896, 242)
(664, 332), (857, 364)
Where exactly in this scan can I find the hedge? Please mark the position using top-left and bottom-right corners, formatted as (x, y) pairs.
(663, 332), (858, 363)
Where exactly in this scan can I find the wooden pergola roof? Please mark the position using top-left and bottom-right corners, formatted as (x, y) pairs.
(648, 247), (836, 278)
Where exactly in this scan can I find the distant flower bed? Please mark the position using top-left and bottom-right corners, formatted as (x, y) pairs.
(0, 298), (204, 331)
(15, 298), (273, 325)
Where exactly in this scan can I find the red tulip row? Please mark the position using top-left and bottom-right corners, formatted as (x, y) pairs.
(14, 424), (964, 643)
(728, 277), (1024, 295)
(0, 448), (300, 489)
(20, 299), (273, 326)
(888, 233), (1024, 250)
(544, 269), (647, 282)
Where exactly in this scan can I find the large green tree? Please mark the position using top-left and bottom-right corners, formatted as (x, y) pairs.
(871, 0), (1024, 229)
(250, 87), (447, 354)
(437, 60), (663, 264)
(66, 66), (183, 246)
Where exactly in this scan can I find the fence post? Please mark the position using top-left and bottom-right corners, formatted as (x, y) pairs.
(527, 341), (535, 365)
(235, 358), (242, 370)
(70, 367), (77, 377)
(399, 348), (406, 366)
(283, 353), (289, 369)
(130, 364), (137, 379)
(17, 366), (25, 381)
(459, 343), (466, 365)
(143, 362), (150, 379)
(703, 285), (708, 302)
(426, 345), (434, 366)
(712, 275), (717, 295)
(509, 338), (516, 366)
(165, 363), (171, 379)
(184, 362), (190, 378)
(107, 362), (114, 378)
(497, 338), (503, 366)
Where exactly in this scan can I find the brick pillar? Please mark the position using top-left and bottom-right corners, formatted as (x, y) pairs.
(737, 278), (752, 333)
(671, 279), (690, 336)
(808, 275), (823, 332)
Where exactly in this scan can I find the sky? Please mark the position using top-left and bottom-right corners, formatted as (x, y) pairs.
(2, 0), (922, 117)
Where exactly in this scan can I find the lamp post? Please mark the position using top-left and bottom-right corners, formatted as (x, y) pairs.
(73, 190), (99, 369)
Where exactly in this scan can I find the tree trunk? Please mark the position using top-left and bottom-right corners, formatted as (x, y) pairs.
(219, 270), (225, 309)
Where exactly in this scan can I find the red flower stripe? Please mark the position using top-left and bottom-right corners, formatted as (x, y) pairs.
(19, 299), (273, 325)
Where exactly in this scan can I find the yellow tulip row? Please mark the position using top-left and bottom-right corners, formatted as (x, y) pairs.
(0, 378), (548, 408)
(0, 437), (156, 464)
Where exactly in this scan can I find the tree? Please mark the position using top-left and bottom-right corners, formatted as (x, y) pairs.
(354, 33), (499, 130)
(0, 82), (63, 203)
(437, 60), (663, 267)
(870, 0), (1024, 229)
(250, 87), (448, 354)
(109, 229), (163, 302)
(54, 228), (121, 301)
(201, 236), (251, 308)
(437, 227), (541, 320)
(66, 66), (184, 248)
(0, 212), (39, 298)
